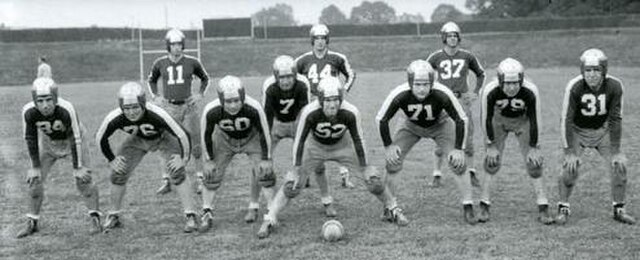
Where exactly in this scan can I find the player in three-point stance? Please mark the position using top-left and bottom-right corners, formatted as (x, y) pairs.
(296, 24), (356, 188)
(477, 58), (553, 224)
(198, 75), (275, 232)
(147, 28), (210, 195)
(556, 48), (635, 225)
(96, 82), (198, 233)
(426, 21), (485, 188)
(376, 60), (477, 225)
(257, 55), (311, 223)
(256, 77), (391, 238)
(18, 77), (101, 238)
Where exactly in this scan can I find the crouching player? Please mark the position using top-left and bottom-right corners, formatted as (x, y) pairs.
(198, 75), (276, 232)
(256, 77), (391, 239)
(557, 48), (635, 225)
(375, 60), (476, 225)
(477, 58), (553, 224)
(18, 77), (101, 238)
(96, 82), (198, 233)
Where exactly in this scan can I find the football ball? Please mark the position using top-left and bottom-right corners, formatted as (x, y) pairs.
(322, 220), (344, 242)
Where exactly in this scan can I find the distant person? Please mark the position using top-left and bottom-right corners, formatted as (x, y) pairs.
(426, 21), (485, 188)
(147, 28), (210, 195)
(295, 23), (355, 189)
(477, 58), (553, 224)
(18, 78), (101, 238)
(37, 56), (52, 78)
(556, 48), (635, 225)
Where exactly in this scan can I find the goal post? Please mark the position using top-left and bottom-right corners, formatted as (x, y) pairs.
(138, 28), (203, 83)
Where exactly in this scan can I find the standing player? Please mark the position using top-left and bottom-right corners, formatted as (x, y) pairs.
(37, 56), (52, 78)
(18, 78), (101, 238)
(147, 28), (210, 195)
(198, 75), (275, 232)
(295, 24), (356, 188)
(259, 55), (310, 221)
(478, 58), (553, 224)
(256, 77), (390, 239)
(426, 21), (485, 187)
(375, 60), (476, 225)
(96, 82), (198, 233)
(556, 48), (635, 225)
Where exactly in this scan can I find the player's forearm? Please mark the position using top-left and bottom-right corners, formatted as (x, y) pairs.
(378, 121), (393, 147)
(474, 75), (485, 94)
(609, 116), (622, 154)
(26, 138), (41, 168)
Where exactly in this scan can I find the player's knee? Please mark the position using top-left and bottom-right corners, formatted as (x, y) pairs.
(385, 162), (403, 174)
(169, 167), (186, 185)
(28, 181), (44, 198)
(483, 157), (501, 175)
(314, 164), (326, 175)
(203, 173), (223, 191)
(110, 171), (129, 186)
(526, 162), (543, 179)
(365, 176), (385, 195)
(283, 181), (300, 198)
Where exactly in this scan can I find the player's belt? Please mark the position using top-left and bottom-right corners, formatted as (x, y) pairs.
(167, 99), (186, 105)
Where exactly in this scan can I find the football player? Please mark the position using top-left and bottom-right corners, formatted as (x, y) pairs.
(478, 58), (553, 224)
(256, 77), (391, 239)
(18, 78), (101, 238)
(376, 60), (476, 225)
(556, 48), (635, 225)
(259, 55), (310, 222)
(147, 28), (210, 195)
(199, 75), (275, 232)
(96, 82), (198, 233)
(426, 21), (485, 188)
(295, 24), (356, 189)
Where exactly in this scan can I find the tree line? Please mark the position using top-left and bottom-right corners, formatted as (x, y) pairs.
(252, 0), (640, 26)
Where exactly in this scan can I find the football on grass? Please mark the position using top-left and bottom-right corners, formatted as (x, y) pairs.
(322, 220), (344, 242)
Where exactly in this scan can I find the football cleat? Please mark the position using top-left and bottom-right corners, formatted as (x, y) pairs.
(156, 179), (172, 195)
(429, 175), (442, 188)
(613, 207), (636, 225)
(469, 169), (480, 188)
(538, 204), (554, 225)
(341, 177), (355, 189)
(257, 220), (275, 239)
(16, 218), (39, 239)
(103, 214), (123, 233)
(555, 206), (570, 225)
(198, 209), (214, 233)
(89, 214), (103, 235)
(477, 201), (490, 223)
(244, 209), (258, 223)
(463, 204), (477, 225)
(381, 207), (409, 226)
(324, 203), (338, 218)
(184, 213), (198, 233)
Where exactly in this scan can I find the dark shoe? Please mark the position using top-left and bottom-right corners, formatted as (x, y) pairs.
(613, 207), (636, 225)
(390, 207), (409, 226)
(538, 204), (554, 225)
(103, 214), (123, 233)
(244, 209), (258, 223)
(555, 205), (570, 225)
(463, 204), (477, 225)
(89, 213), (103, 235)
(257, 219), (275, 239)
(477, 201), (490, 223)
(184, 213), (198, 233)
(429, 176), (442, 188)
(16, 218), (38, 238)
(156, 179), (172, 195)
(198, 209), (214, 233)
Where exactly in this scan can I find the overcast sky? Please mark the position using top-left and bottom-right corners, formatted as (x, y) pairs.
(1, 0), (470, 29)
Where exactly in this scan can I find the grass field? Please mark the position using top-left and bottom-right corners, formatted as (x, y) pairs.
(1, 67), (640, 259)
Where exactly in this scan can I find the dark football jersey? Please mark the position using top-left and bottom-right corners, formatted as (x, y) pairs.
(295, 50), (355, 95)
(261, 74), (311, 128)
(201, 96), (271, 161)
(147, 54), (210, 101)
(426, 49), (484, 93)
(375, 82), (468, 149)
(96, 103), (191, 161)
(481, 79), (541, 147)
(561, 75), (623, 152)
(22, 98), (84, 168)
(293, 100), (367, 167)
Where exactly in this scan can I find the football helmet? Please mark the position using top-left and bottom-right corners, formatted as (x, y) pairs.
(497, 58), (524, 85)
(309, 24), (330, 45)
(272, 55), (296, 79)
(317, 77), (344, 104)
(165, 28), (186, 52)
(217, 75), (245, 102)
(407, 59), (435, 88)
(440, 21), (461, 44)
(118, 82), (146, 109)
(31, 77), (58, 104)
(580, 48), (607, 77)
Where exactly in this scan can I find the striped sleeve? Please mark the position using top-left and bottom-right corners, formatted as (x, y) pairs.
(434, 83), (468, 150)
(342, 102), (367, 167)
(560, 76), (582, 151)
(375, 84), (409, 147)
(95, 109), (123, 162)
(246, 97), (272, 160)
(480, 81), (499, 145)
(292, 102), (319, 166)
(148, 104), (191, 161)
(522, 80), (541, 147)
(332, 51), (356, 92)
(57, 99), (84, 168)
